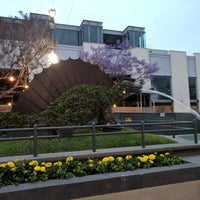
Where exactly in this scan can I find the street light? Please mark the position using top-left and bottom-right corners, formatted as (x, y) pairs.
(48, 8), (59, 64)
(48, 9), (56, 19)
(48, 50), (59, 64)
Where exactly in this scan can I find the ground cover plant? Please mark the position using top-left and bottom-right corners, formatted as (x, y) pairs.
(0, 132), (175, 157)
(0, 152), (184, 187)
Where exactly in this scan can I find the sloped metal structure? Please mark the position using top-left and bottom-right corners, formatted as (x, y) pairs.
(12, 59), (113, 114)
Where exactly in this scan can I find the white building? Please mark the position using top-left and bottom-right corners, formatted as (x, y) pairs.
(54, 18), (200, 113)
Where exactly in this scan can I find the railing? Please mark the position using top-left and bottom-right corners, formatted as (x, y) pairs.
(0, 120), (198, 157)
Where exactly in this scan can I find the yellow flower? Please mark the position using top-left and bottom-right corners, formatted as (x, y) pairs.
(89, 163), (94, 168)
(149, 154), (156, 161)
(137, 156), (142, 161)
(29, 160), (39, 166)
(140, 155), (148, 163)
(40, 166), (46, 172)
(7, 161), (15, 168)
(66, 156), (73, 162)
(149, 160), (154, 164)
(14, 159), (19, 163)
(34, 166), (40, 171)
(41, 162), (46, 166)
(0, 163), (7, 168)
(88, 159), (94, 164)
(116, 157), (123, 162)
(45, 162), (52, 168)
(165, 152), (170, 156)
(97, 161), (102, 165)
(125, 155), (132, 160)
(160, 154), (164, 157)
(108, 156), (114, 162)
(10, 167), (17, 172)
(54, 161), (62, 166)
(102, 157), (109, 163)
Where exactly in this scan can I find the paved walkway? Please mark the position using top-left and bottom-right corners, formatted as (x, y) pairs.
(0, 134), (200, 164)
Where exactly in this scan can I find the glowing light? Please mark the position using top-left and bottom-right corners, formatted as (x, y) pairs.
(113, 104), (117, 108)
(48, 50), (59, 64)
(9, 76), (15, 82)
(7, 102), (12, 106)
(122, 90), (126, 94)
(24, 84), (29, 89)
(48, 9), (56, 18)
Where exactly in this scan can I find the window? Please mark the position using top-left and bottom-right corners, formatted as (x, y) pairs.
(80, 24), (103, 44)
(151, 76), (171, 100)
(189, 77), (196, 100)
(103, 34), (123, 45)
(54, 29), (79, 46)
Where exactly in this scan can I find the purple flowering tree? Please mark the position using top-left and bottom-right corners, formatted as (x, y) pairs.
(80, 40), (158, 85)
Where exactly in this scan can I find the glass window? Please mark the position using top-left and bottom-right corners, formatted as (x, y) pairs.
(80, 24), (103, 44)
(103, 34), (123, 45)
(82, 25), (89, 42)
(134, 31), (146, 48)
(54, 29), (79, 46)
(66, 30), (79, 46)
(151, 76), (171, 100)
(90, 26), (98, 43)
(189, 77), (196, 100)
(123, 30), (146, 48)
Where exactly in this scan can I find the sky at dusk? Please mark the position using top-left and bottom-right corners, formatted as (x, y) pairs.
(0, 0), (199, 55)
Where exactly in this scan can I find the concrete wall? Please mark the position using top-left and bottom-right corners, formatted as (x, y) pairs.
(0, 163), (199, 200)
(77, 180), (200, 200)
(130, 47), (151, 90)
(170, 51), (190, 112)
(194, 53), (200, 111)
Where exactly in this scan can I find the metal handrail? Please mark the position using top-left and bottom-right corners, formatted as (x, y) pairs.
(0, 120), (198, 157)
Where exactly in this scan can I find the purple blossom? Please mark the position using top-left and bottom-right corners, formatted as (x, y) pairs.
(80, 42), (159, 84)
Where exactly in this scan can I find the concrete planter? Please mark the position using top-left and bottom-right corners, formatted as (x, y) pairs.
(0, 163), (199, 200)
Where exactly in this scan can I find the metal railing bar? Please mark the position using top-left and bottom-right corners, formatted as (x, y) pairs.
(0, 120), (198, 157)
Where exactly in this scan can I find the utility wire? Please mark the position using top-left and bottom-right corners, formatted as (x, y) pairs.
(66, 0), (75, 24)
(153, 0), (190, 23)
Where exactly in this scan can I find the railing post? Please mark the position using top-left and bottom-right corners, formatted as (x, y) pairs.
(193, 119), (198, 144)
(171, 118), (175, 138)
(33, 124), (38, 157)
(92, 122), (96, 152)
(141, 121), (145, 148)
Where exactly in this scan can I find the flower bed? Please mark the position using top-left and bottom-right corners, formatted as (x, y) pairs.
(0, 152), (183, 187)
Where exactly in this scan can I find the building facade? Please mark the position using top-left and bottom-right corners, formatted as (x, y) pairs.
(54, 19), (200, 114)
(1, 13), (200, 114)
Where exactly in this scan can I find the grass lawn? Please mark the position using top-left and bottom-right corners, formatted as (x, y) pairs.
(0, 127), (175, 157)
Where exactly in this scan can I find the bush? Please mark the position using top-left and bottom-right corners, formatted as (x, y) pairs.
(0, 112), (26, 127)
(38, 84), (123, 126)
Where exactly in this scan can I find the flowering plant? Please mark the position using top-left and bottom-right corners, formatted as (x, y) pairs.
(0, 152), (184, 187)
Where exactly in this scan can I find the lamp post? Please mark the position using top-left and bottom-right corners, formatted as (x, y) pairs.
(48, 9), (59, 64)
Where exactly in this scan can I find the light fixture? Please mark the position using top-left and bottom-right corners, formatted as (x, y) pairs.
(24, 84), (29, 89)
(48, 9), (56, 19)
(7, 102), (12, 106)
(48, 50), (59, 64)
(113, 104), (117, 108)
(8, 76), (15, 82)
(122, 90), (126, 94)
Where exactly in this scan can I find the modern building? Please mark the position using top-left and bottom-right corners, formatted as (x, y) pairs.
(1, 13), (200, 114)
(53, 18), (200, 114)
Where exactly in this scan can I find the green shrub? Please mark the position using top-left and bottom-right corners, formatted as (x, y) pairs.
(38, 84), (123, 126)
